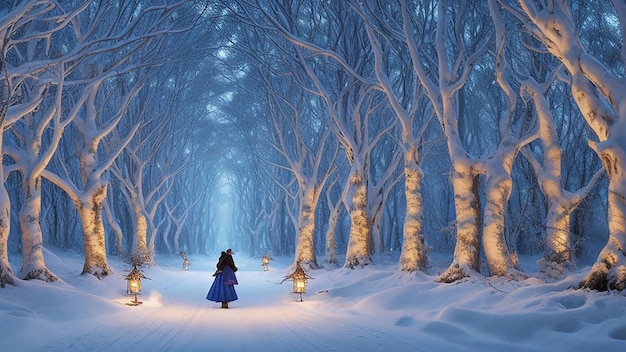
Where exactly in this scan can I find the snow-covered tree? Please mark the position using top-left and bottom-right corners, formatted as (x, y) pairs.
(4, 67), (74, 282)
(263, 77), (337, 269)
(366, 130), (404, 256)
(512, 0), (626, 290)
(393, 0), (492, 281)
(41, 1), (189, 277)
(0, 0), (90, 286)
(331, 0), (488, 278)
(520, 74), (603, 278)
(108, 90), (177, 263)
(348, 0), (438, 272)
(461, 0), (539, 278)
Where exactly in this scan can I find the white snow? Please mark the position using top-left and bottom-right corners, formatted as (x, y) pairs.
(1, 248), (626, 351)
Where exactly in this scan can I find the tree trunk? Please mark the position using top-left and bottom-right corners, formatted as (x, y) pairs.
(323, 180), (342, 266)
(295, 186), (319, 269)
(134, 202), (148, 253)
(0, 180), (15, 287)
(344, 170), (373, 268)
(438, 160), (481, 282)
(79, 184), (112, 278)
(324, 222), (338, 266)
(163, 215), (174, 254)
(132, 197), (153, 264)
(429, 76), (483, 284)
(18, 176), (57, 282)
(369, 192), (385, 255)
(520, 77), (587, 277)
(580, 150), (626, 291)
(104, 200), (124, 256)
(480, 134), (533, 279)
(399, 148), (427, 272)
(482, 172), (519, 276)
(538, 202), (572, 277)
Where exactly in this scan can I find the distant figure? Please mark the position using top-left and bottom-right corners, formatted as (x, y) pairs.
(180, 251), (190, 271)
(206, 249), (238, 308)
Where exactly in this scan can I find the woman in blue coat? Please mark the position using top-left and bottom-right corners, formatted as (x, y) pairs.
(206, 249), (238, 308)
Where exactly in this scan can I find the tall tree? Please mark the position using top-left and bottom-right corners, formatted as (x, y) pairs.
(395, 0), (492, 281)
(348, 0), (436, 272)
(512, 0), (626, 290)
(520, 74), (603, 278)
(4, 64), (74, 282)
(42, 0), (189, 277)
(264, 77), (337, 269)
(0, 0), (89, 286)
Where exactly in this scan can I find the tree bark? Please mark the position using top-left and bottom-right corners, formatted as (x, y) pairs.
(0, 171), (15, 287)
(18, 176), (57, 281)
(79, 184), (112, 278)
(295, 186), (319, 269)
(438, 158), (481, 282)
(399, 148), (427, 272)
(482, 160), (520, 277)
(344, 168), (373, 268)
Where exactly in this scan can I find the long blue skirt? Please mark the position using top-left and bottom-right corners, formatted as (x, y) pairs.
(206, 266), (238, 303)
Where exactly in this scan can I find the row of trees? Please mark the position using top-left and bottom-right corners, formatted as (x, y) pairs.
(0, 0), (233, 287)
(1, 0), (625, 294)
(217, 0), (626, 292)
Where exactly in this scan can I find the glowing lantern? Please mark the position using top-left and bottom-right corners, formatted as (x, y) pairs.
(283, 262), (313, 302)
(293, 275), (306, 294)
(125, 264), (147, 306)
(262, 255), (270, 271)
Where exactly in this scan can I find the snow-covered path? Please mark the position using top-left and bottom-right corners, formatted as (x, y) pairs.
(2, 250), (626, 352)
(31, 263), (429, 352)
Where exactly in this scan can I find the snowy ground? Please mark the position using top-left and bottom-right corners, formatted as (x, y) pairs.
(1, 249), (625, 352)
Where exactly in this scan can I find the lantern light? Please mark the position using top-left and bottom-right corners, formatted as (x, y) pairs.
(124, 264), (148, 306)
(283, 261), (313, 302)
(261, 254), (272, 271)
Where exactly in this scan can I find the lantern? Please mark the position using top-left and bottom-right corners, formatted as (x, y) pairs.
(262, 255), (270, 271)
(293, 275), (306, 294)
(283, 262), (313, 302)
(124, 264), (147, 306)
